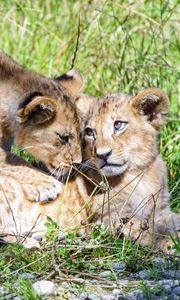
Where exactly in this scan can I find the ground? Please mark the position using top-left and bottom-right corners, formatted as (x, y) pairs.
(0, 1), (179, 299)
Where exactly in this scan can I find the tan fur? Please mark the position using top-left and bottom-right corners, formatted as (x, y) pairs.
(0, 88), (179, 251)
(0, 53), (84, 202)
(79, 89), (180, 247)
(0, 174), (89, 247)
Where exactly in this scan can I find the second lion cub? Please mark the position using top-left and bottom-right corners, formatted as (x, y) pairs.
(79, 88), (180, 247)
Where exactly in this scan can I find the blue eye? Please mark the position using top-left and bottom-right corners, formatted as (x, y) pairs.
(114, 121), (128, 132)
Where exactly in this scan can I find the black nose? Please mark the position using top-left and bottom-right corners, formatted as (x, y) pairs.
(96, 150), (112, 161)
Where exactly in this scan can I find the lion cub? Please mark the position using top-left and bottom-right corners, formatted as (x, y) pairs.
(1, 88), (179, 250)
(0, 53), (84, 203)
(80, 88), (180, 246)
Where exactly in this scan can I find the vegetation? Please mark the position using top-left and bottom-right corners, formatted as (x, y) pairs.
(0, 0), (179, 298)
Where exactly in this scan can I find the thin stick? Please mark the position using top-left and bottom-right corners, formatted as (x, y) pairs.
(71, 14), (81, 69)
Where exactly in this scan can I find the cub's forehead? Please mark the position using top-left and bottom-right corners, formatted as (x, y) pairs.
(57, 100), (80, 126)
(91, 93), (132, 117)
(57, 98), (78, 117)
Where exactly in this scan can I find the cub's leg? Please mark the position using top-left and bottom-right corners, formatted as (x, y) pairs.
(116, 214), (180, 251)
(95, 209), (153, 245)
(0, 149), (62, 203)
(0, 165), (62, 202)
(155, 209), (180, 234)
(116, 214), (153, 246)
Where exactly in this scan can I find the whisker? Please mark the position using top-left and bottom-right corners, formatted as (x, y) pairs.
(21, 146), (34, 151)
(78, 160), (98, 172)
(72, 165), (101, 187)
(55, 165), (61, 181)
(110, 154), (124, 159)
(56, 166), (60, 181)
(48, 162), (62, 177)
(58, 166), (64, 181)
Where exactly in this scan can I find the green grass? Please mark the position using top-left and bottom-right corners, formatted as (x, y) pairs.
(0, 225), (179, 299)
(0, 0), (179, 298)
(0, 0), (179, 207)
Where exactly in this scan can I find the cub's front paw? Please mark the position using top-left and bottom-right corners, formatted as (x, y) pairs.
(23, 177), (62, 203)
(0, 165), (63, 203)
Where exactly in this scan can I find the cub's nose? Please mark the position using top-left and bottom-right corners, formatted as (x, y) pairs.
(96, 149), (112, 161)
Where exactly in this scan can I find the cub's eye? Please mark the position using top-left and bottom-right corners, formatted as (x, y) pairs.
(114, 120), (128, 133)
(84, 127), (94, 137)
(56, 132), (69, 144)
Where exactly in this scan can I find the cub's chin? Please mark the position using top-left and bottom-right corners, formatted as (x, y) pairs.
(100, 163), (128, 177)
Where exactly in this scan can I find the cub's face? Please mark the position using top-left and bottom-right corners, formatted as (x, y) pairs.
(15, 70), (85, 181)
(82, 89), (169, 177)
(16, 100), (82, 181)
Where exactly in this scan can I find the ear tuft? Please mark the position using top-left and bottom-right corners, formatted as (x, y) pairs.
(16, 96), (58, 124)
(55, 68), (86, 100)
(132, 88), (170, 129)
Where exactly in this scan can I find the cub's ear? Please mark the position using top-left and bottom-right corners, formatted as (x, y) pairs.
(16, 94), (58, 124)
(54, 68), (86, 99)
(132, 88), (170, 129)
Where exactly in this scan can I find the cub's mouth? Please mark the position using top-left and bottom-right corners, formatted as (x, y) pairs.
(31, 161), (72, 182)
(33, 160), (90, 183)
(100, 162), (128, 177)
(50, 166), (74, 183)
(44, 163), (76, 183)
(9, 149), (88, 183)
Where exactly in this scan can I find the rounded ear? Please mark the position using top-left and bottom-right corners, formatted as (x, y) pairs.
(16, 96), (58, 124)
(54, 68), (86, 100)
(131, 88), (170, 129)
